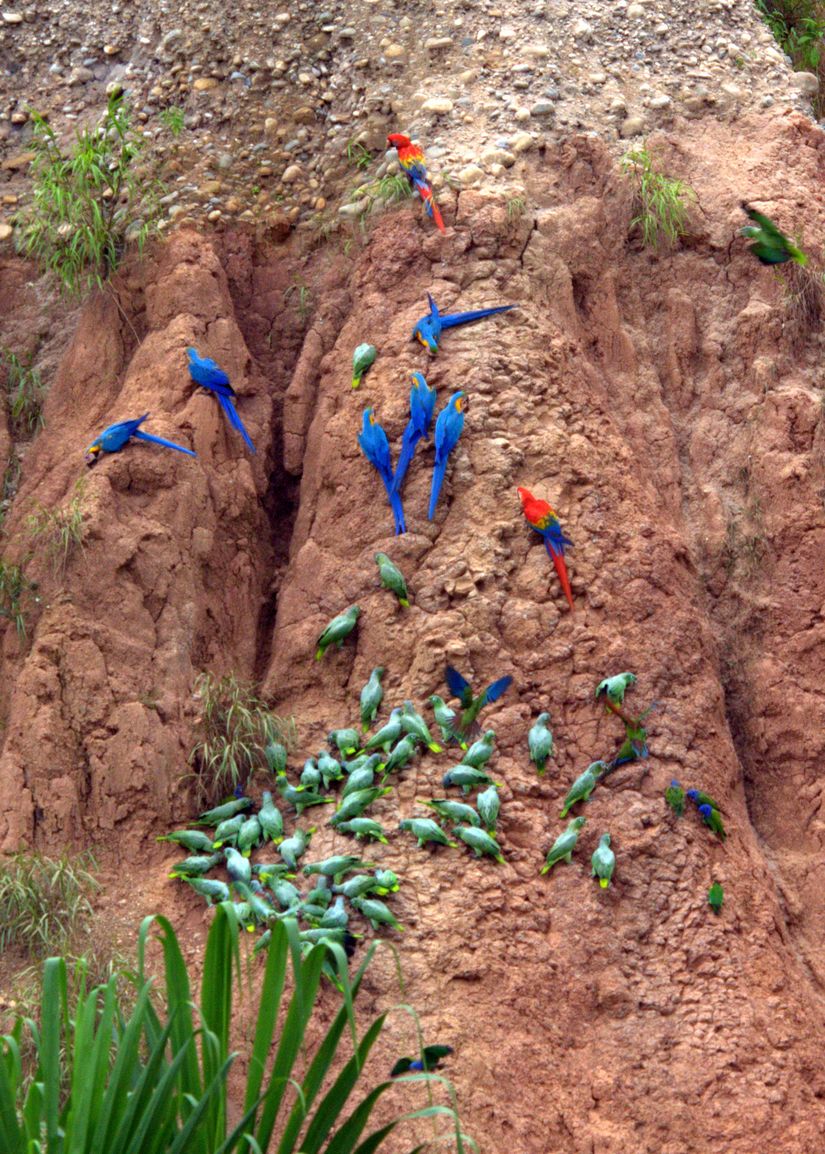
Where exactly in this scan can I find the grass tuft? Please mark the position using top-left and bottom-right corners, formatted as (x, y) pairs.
(622, 145), (697, 248)
(0, 559), (39, 639)
(27, 476), (87, 576)
(779, 262), (825, 343)
(159, 104), (185, 137)
(0, 851), (98, 957)
(1, 349), (45, 439)
(755, 0), (825, 115)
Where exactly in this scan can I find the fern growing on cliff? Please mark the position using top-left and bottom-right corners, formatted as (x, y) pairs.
(15, 91), (161, 297)
(622, 146), (697, 248)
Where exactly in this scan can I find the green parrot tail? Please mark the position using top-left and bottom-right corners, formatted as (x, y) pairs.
(352, 375), (361, 389)
(495, 854), (505, 864)
(377, 835), (389, 844)
(362, 722), (370, 733)
(427, 742), (443, 753)
(599, 878), (609, 889)
(398, 597), (410, 608)
(242, 849), (251, 858)
(315, 647), (325, 661)
(540, 862), (552, 875)
(213, 840), (224, 849)
(447, 840), (459, 849)
(559, 806), (570, 819)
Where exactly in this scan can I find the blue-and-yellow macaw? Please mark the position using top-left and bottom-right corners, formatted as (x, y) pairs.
(186, 347), (256, 453)
(428, 391), (465, 520)
(412, 293), (516, 355)
(358, 408), (406, 535)
(85, 414), (196, 466)
(392, 372), (437, 494)
(387, 133), (446, 233)
(517, 485), (574, 611)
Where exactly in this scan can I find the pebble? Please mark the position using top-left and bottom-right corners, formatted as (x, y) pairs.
(790, 71), (819, 95)
(385, 44), (404, 58)
(426, 37), (452, 51)
(282, 164), (302, 182)
(620, 116), (646, 137)
(422, 97), (454, 114)
(193, 77), (219, 92)
(458, 164), (484, 184)
(0, 223), (12, 240)
(531, 101), (556, 117)
(1, 10), (23, 23)
(512, 132), (535, 153)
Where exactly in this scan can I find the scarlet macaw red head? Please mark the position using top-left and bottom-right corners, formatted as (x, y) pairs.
(387, 133), (412, 148)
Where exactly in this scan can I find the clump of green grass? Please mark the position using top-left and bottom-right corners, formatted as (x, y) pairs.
(0, 559), (39, 639)
(0, 851), (98, 958)
(27, 476), (87, 576)
(159, 104), (185, 137)
(189, 672), (295, 804)
(284, 277), (312, 320)
(1, 349), (45, 439)
(346, 140), (374, 170)
(622, 145), (697, 248)
(755, 0), (825, 112)
(507, 195), (526, 221)
(15, 90), (162, 297)
(349, 172), (413, 218)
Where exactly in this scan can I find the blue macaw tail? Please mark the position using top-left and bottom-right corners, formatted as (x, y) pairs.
(216, 392), (257, 453)
(428, 458), (449, 520)
(378, 470), (406, 534)
(439, 304), (516, 330)
(133, 430), (197, 457)
(392, 425), (422, 494)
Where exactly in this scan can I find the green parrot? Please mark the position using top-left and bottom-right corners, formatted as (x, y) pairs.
(351, 895), (403, 932)
(698, 804), (726, 841)
(461, 730), (496, 770)
(252, 861), (291, 883)
(264, 741), (288, 775)
(686, 789), (724, 814)
(559, 761), (606, 819)
(740, 202), (807, 266)
(300, 758), (322, 790)
(335, 817), (388, 843)
(591, 833), (615, 889)
(595, 672), (637, 706)
(275, 773), (335, 817)
(341, 760), (379, 797)
(298, 927), (348, 947)
(195, 796), (252, 826)
(237, 814), (262, 857)
(398, 817), (457, 849)
(315, 605), (361, 660)
(528, 712), (554, 775)
(329, 727), (360, 756)
(375, 552), (410, 607)
(332, 873), (384, 900)
(361, 707), (404, 752)
(212, 814), (245, 849)
(330, 785), (391, 825)
(476, 785), (500, 832)
(157, 829), (215, 854)
(453, 824), (504, 863)
(234, 880), (275, 925)
(400, 701), (442, 752)
(373, 868), (400, 894)
(257, 791), (285, 844)
(442, 765), (498, 795)
(665, 780), (685, 817)
(429, 695), (458, 743)
(352, 342), (377, 389)
(318, 896), (349, 930)
(422, 798), (481, 827)
(304, 855), (374, 883)
(184, 877), (230, 905)
(380, 734), (418, 775)
(445, 665), (513, 745)
(540, 816), (587, 875)
(708, 881), (724, 914)
(277, 826), (314, 870)
(391, 1045), (453, 1077)
(224, 846), (252, 887)
(360, 666), (385, 732)
(317, 750), (345, 790)
(271, 878), (302, 910)
(306, 880), (332, 907)
(168, 852), (222, 879)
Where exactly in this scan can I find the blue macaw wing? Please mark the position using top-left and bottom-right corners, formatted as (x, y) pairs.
(133, 430), (197, 457)
(94, 414), (149, 453)
(426, 293), (440, 320)
(428, 457), (449, 521)
(187, 347), (233, 391)
(439, 304), (516, 330)
(445, 666), (473, 708)
(481, 675), (513, 707)
(392, 420), (422, 494)
(216, 392), (256, 453)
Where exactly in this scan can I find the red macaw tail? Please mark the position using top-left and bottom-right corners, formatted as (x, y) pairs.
(546, 542), (574, 611)
(430, 197), (446, 234)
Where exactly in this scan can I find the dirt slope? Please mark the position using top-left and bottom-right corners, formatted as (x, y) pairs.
(1, 108), (825, 1152)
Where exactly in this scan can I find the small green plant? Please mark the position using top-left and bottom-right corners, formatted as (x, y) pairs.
(507, 195), (526, 221)
(15, 91), (162, 297)
(346, 140), (374, 170)
(189, 671), (295, 804)
(778, 262), (825, 342)
(27, 476), (86, 576)
(159, 104), (185, 137)
(0, 851), (98, 957)
(349, 173), (413, 219)
(755, 0), (825, 113)
(622, 145), (697, 248)
(284, 277), (313, 320)
(1, 350), (45, 438)
(0, 559), (39, 638)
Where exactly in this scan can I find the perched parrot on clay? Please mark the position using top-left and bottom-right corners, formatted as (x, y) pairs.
(330, 786), (391, 825)
(517, 486), (574, 611)
(315, 604), (361, 660)
(361, 707), (404, 752)
(224, 846), (252, 887)
(304, 855), (374, 883)
(686, 788), (724, 814)
(528, 712), (554, 775)
(375, 552), (410, 607)
(380, 734), (418, 775)
(335, 817), (388, 844)
(453, 824), (504, 863)
(329, 728), (360, 756)
(398, 817), (457, 849)
(391, 1045), (453, 1077)
(358, 408), (406, 535)
(359, 666), (385, 731)
(595, 672), (637, 707)
(168, 853), (222, 879)
(739, 202), (807, 267)
(85, 414), (196, 466)
(708, 881), (724, 914)
(444, 664), (513, 742)
(186, 347), (256, 453)
(387, 132), (446, 233)
(351, 895), (404, 932)
(392, 372), (437, 495)
(428, 391), (466, 521)
(441, 765), (498, 794)
(184, 877), (230, 905)
(352, 343), (377, 389)
(461, 730), (496, 770)
(422, 798), (481, 827)
(698, 803), (727, 841)
(156, 829), (215, 854)
(195, 796), (252, 826)
(476, 785), (500, 832)
(400, 701), (442, 752)
(559, 761), (607, 819)
(665, 780), (685, 817)
(429, 695), (458, 743)
(264, 741), (288, 775)
(341, 758), (380, 798)
(412, 293), (517, 355)
(591, 833), (615, 889)
(540, 816), (586, 875)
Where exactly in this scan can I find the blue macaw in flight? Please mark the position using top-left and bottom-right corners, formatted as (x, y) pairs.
(428, 391), (465, 520)
(358, 408), (406, 535)
(392, 372), (437, 495)
(85, 414), (196, 466)
(412, 293), (516, 355)
(186, 347), (256, 453)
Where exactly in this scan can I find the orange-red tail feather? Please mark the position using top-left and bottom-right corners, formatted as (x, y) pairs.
(551, 550), (575, 612)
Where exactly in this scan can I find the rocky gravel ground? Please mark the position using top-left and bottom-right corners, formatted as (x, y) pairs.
(0, 0), (820, 238)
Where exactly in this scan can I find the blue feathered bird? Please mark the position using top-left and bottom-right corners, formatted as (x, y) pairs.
(428, 391), (465, 520)
(358, 408), (406, 535)
(412, 293), (516, 355)
(392, 372), (437, 494)
(186, 347), (256, 453)
(85, 414), (196, 466)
